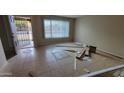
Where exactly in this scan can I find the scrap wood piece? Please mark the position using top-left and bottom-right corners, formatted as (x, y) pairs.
(83, 68), (91, 73)
(65, 49), (77, 53)
(76, 47), (87, 60)
(56, 44), (84, 48)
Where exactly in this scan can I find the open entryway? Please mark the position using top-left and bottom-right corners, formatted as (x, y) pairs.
(14, 16), (34, 49)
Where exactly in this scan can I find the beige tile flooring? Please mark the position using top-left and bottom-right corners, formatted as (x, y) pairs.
(1, 43), (124, 77)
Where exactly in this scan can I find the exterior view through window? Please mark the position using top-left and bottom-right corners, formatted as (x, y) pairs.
(44, 19), (70, 38)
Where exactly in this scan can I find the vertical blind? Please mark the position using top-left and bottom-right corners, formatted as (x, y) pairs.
(44, 19), (70, 38)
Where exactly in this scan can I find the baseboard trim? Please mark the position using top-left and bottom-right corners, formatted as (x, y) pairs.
(96, 49), (124, 61)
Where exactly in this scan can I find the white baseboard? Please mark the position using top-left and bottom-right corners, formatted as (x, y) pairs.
(97, 49), (124, 60)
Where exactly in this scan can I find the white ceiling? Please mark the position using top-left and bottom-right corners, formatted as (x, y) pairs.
(15, 15), (84, 18)
(58, 15), (85, 18)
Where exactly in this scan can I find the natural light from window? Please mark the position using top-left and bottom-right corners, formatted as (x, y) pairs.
(44, 19), (70, 38)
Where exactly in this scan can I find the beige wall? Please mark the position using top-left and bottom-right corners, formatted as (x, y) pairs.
(75, 16), (124, 57)
(31, 15), (75, 47)
(0, 38), (7, 68)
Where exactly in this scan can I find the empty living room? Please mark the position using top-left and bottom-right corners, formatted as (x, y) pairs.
(1, 0), (124, 93)
(0, 15), (124, 77)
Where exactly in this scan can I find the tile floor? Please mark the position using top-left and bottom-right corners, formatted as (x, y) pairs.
(0, 43), (124, 77)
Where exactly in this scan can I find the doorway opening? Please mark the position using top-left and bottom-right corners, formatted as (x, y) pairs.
(14, 16), (34, 49)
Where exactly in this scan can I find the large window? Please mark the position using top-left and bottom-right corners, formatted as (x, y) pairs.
(44, 19), (70, 39)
